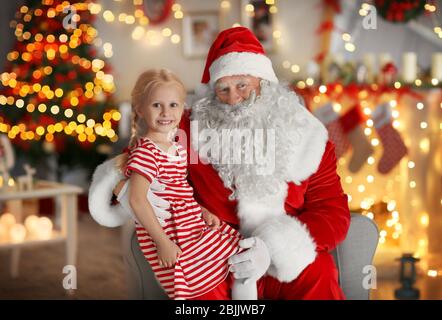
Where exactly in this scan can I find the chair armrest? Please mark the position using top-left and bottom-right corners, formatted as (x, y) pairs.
(331, 213), (379, 300)
(121, 221), (168, 300)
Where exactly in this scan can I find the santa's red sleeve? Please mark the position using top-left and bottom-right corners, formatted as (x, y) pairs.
(251, 141), (351, 282)
(295, 140), (351, 253)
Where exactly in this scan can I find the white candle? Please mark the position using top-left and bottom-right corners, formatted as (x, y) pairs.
(37, 217), (53, 240)
(363, 53), (376, 83)
(10, 224), (26, 243)
(0, 223), (8, 241)
(0, 212), (16, 229)
(402, 52), (417, 83)
(379, 53), (393, 69)
(24, 215), (40, 238)
(431, 53), (442, 81)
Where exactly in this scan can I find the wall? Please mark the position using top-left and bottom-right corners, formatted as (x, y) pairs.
(94, 0), (324, 102)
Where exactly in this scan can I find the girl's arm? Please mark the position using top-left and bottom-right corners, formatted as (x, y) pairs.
(129, 172), (181, 267)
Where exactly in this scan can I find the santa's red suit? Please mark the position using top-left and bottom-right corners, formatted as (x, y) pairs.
(178, 111), (350, 300)
(179, 27), (351, 299)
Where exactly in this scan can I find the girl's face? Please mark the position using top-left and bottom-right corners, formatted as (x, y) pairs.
(137, 83), (185, 137)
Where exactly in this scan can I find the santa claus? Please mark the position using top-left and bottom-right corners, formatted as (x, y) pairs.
(89, 27), (350, 299)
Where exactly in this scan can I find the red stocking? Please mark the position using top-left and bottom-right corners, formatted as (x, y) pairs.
(340, 104), (374, 173)
(372, 103), (408, 174)
(314, 102), (351, 158)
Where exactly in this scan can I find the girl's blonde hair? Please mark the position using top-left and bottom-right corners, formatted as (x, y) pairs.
(116, 69), (186, 171)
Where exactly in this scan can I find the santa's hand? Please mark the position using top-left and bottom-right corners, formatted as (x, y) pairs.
(228, 237), (271, 284)
(116, 179), (171, 226)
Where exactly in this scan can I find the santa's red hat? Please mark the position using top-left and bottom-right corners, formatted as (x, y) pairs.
(201, 27), (278, 86)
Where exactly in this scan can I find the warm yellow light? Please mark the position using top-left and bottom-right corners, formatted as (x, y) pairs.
(10, 224), (26, 243)
(36, 126), (45, 136)
(131, 26), (145, 40)
(409, 181), (416, 188)
(38, 103), (47, 113)
(419, 138), (430, 153)
(54, 123), (63, 132)
(345, 43), (356, 52)
(427, 270), (438, 277)
(297, 81), (306, 89)
(420, 213), (429, 227)
(174, 11), (183, 19)
(408, 161), (415, 169)
(342, 33), (351, 41)
(387, 200), (396, 211)
(77, 114), (86, 123)
(64, 109), (73, 118)
(420, 122), (428, 129)
(220, 1), (231, 9)
(103, 10), (115, 22)
(125, 15), (135, 24)
(306, 78), (314, 86)
(358, 184), (365, 192)
(272, 30), (281, 39)
(245, 4), (255, 12)
(70, 97), (79, 106)
(171, 34), (181, 44)
(16, 99), (24, 108)
(112, 112), (121, 121)
(291, 64), (300, 73)
(269, 5), (278, 14)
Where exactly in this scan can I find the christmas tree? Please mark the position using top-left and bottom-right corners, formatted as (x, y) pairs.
(0, 0), (120, 176)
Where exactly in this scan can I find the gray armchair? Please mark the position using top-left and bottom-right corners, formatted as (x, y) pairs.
(121, 213), (379, 300)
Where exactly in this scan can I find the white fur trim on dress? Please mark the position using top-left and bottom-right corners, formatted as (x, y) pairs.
(209, 52), (278, 85)
(88, 157), (131, 227)
(252, 214), (317, 282)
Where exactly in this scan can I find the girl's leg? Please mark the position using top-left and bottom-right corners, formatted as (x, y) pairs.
(232, 279), (257, 300)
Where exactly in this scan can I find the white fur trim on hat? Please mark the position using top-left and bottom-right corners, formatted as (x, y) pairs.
(209, 52), (278, 85)
(88, 157), (131, 227)
(252, 214), (317, 282)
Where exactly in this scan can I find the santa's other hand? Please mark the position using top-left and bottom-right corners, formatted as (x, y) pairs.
(228, 237), (271, 284)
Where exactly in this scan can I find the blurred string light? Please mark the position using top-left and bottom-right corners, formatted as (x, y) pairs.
(293, 79), (437, 248)
(94, 0), (183, 45)
(0, 2), (120, 144)
(424, 2), (442, 39)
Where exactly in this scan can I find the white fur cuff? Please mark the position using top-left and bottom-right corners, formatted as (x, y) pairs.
(88, 157), (131, 227)
(252, 214), (317, 282)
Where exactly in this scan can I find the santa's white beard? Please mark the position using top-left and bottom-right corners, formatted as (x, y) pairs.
(190, 80), (309, 203)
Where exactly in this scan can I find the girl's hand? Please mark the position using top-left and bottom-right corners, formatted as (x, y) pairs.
(202, 210), (221, 229)
(156, 238), (182, 268)
(113, 179), (127, 197)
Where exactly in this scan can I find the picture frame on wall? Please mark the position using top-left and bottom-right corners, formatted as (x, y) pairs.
(182, 11), (219, 58)
(241, 0), (275, 53)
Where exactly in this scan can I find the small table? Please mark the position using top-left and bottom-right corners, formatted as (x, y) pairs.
(0, 180), (83, 284)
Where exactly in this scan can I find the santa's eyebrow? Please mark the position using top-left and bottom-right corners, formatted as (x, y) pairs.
(215, 79), (249, 90)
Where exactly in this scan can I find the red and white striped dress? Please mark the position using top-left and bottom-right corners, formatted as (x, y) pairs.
(125, 137), (243, 300)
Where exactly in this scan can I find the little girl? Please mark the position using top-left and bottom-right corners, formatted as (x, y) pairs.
(115, 69), (253, 300)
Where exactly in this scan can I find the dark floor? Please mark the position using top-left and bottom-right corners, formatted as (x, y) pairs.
(0, 214), (127, 299)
